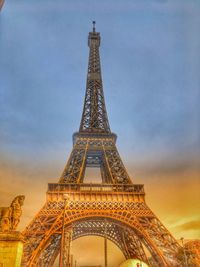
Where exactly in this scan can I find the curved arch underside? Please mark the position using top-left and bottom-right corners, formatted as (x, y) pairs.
(38, 218), (150, 267)
(22, 198), (180, 267)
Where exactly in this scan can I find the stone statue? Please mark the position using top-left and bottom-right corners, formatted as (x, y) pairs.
(0, 195), (25, 232)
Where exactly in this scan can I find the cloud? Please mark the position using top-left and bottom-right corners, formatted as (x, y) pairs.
(177, 220), (200, 231)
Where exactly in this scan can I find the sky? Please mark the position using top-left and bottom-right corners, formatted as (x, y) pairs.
(0, 0), (200, 266)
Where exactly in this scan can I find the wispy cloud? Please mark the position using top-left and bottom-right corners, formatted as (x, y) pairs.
(176, 220), (200, 231)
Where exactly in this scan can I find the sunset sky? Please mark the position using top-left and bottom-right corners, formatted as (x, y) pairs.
(0, 0), (200, 266)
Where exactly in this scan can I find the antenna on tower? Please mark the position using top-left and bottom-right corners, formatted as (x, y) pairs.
(92, 21), (96, 32)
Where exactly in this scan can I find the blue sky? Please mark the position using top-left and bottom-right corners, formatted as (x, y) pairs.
(1, 0), (199, 167)
(0, 0), (200, 252)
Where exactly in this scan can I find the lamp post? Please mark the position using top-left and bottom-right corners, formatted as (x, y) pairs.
(104, 236), (108, 267)
(180, 237), (189, 267)
(104, 219), (108, 267)
(59, 194), (70, 267)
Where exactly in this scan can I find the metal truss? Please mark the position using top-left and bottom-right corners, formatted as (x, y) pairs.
(22, 185), (181, 266)
(79, 22), (110, 133)
(72, 219), (148, 263)
(35, 218), (150, 267)
(22, 23), (181, 267)
(59, 136), (131, 184)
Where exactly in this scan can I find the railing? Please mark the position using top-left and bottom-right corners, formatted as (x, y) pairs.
(48, 183), (144, 194)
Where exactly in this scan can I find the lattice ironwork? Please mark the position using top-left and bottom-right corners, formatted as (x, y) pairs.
(22, 186), (180, 266)
(79, 21), (110, 133)
(59, 137), (131, 184)
(22, 23), (181, 267)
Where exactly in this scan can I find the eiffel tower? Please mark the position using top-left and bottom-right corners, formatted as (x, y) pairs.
(22, 22), (181, 267)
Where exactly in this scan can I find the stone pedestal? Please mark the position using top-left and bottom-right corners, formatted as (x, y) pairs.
(0, 232), (24, 267)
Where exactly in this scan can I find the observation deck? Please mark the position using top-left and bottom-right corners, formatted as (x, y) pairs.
(47, 183), (145, 203)
(48, 183), (144, 193)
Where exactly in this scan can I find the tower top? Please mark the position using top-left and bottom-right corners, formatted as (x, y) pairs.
(88, 21), (100, 47)
(79, 23), (111, 133)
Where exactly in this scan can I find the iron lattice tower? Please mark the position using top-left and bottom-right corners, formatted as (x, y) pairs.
(22, 22), (181, 267)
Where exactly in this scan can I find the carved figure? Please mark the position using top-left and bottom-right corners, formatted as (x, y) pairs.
(0, 206), (11, 231)
(0, 195), (25, 232)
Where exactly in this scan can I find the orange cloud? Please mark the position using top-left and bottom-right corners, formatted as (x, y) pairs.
(176, 220), (200, 231)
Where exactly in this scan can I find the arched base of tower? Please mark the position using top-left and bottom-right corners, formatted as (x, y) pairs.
(22, 183), (181, 267)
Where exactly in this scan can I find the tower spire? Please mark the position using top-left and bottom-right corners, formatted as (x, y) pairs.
(79, 23), (111, 133)
(92, 20), (96, 32)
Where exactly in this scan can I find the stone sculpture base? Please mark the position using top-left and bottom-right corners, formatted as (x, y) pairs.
(0, 231), (24, 267)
